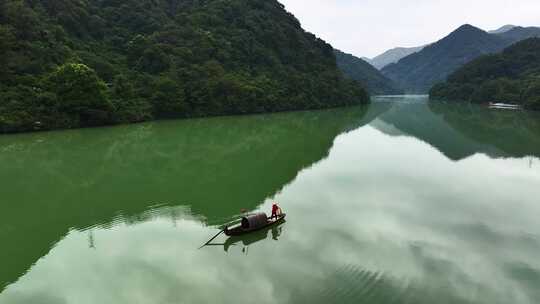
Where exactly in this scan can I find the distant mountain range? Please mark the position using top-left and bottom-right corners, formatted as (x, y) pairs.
(335, 50), (402, 95)
(488, 24), (516, 34)
(380, 24), (540, 93)
(364, 24), (519, 71)
(364, 46), (425, 70)
(430, 38), (540, 110)
(498, 26), (540, 43)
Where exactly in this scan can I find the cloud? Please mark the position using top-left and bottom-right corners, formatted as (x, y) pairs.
(278, 0), (540, 57)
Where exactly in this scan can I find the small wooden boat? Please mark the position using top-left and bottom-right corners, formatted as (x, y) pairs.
(224, 212), (286, 236)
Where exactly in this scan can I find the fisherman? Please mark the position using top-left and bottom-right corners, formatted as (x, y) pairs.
(271, 202), (281, 220)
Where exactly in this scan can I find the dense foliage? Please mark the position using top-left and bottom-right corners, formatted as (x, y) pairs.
(382, 25), (540, 93)
(334, 50), (402, 95)
(0, 0), (368, 133)
(430, 38), (540, 110)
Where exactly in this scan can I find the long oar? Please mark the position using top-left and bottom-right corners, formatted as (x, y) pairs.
(199, 228), (226, 249)
(199, 209), (247, 249)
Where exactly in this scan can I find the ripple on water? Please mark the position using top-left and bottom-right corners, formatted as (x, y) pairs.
(76, 203), (204, 232)
(290, 264), (477, 304)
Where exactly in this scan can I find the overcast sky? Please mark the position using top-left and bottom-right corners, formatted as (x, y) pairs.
(278, 0), (540, 58)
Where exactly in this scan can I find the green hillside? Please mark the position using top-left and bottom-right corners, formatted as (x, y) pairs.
(382, 24), (540, 93)
(0, 0), (368, 133)
(430, 38), (540, 110)
(335, 50), (403, 95)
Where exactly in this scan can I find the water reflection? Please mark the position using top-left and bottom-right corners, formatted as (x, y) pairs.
(202, 221), (286, 253)
(372, 96), (540, 160)
(0, 106), (369, 292)
(1, 97), (540, 304)
(429, 100), (540, 158)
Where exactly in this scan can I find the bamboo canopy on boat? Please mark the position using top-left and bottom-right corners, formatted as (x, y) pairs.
(241, 213), (268, 229)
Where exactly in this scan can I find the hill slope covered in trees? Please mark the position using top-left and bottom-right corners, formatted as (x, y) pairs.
(0, 0), (368, 133)
(335, 50), (402, 95)
(430, 38), (540, 110)
(382, 25), (540, 93)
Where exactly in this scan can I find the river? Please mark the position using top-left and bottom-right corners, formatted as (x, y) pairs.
(1, 96), (539, 304)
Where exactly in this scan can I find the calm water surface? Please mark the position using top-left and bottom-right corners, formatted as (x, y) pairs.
(1, 96), (540, 304)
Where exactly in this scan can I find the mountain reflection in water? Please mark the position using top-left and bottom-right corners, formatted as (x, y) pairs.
(0, 106), (370, 292)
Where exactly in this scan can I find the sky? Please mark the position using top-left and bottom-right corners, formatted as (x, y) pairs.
(278, 0), (540, 58)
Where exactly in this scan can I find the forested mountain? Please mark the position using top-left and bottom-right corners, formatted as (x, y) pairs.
(0, 0), (368, 133)
(335, 50), (402, 95)
(382, 24), (540, 93)
(430, 38), (540, 110)
(365, 46), (425, 70)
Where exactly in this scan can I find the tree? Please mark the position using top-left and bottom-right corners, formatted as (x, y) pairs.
(4, 1), (39, 40)
(0, 25), (15, 81)
(523, 78), (540, 110)
(111, 74), (153, 122)
(151, 77), (186, 117)
(48, 63), (113, 125)
(137, 45), (170, 74)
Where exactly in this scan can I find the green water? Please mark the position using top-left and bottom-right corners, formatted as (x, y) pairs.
(1, 96), (540, 304)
